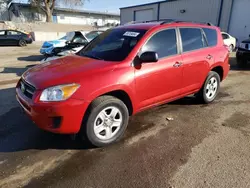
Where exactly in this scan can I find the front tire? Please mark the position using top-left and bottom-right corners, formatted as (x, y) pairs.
(197, 71), (220, 104)
(82, 96), (129, 147)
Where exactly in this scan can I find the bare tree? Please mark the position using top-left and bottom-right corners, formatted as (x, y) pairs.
(29, 0), (85, 22)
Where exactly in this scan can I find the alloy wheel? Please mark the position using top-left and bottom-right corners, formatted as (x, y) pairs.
(205, 77), (218, 99)
(93, 106), (123, 140)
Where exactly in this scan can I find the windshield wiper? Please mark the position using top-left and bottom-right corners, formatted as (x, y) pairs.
(82, 53), (103, 60)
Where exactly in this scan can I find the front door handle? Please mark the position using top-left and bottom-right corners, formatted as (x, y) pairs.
(206, 54), (213, 60)
(173, 62), (182, 67)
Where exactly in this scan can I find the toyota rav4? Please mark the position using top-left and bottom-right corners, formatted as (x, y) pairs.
(16, 20), (230, 147)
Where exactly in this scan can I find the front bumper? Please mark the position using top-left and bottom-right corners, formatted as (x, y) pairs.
(25, 38), (33, 44)
(236, 48), (250, 60)
(16, 87), (88, 134)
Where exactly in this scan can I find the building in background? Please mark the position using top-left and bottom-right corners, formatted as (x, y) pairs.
(0, 0), (9, 21)
(120, 0), (250, 42)
(6, 2), (120, 27)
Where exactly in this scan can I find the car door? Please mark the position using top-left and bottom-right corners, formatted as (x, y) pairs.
(134, 28), (183, 110)
(6, 30), (22, 45)
(179, 27), (212, 94)
(0, 30), (7, 45)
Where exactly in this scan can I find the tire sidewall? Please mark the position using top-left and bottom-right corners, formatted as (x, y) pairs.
(86, 99), (129, 147)
(202, 72), (220, 103)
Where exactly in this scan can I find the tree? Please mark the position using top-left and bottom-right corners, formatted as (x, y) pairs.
(29, 0), (85, 22)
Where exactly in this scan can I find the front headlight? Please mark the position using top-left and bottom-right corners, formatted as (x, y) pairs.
(40, 84), (80, 102)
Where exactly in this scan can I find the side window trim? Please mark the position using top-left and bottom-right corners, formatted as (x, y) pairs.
(176, 27), (183, 54)
(176, 28), (182, 54)
(201, 28), (209, 47)
(178, 27), (212, 54)
(139, 27), (180, 60)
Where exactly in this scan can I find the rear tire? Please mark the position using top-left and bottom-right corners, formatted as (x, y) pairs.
(196, 71), (220, 104)
(81, 96), (129, 147)
(19, 40), (27, 47)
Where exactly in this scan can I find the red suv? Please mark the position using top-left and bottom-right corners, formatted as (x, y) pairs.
(16, 21), (229, 147)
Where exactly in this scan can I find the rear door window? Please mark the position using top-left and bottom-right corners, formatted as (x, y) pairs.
(180, 28), (204, 52)
(0, 31), (5, 35)
(141, 29), (177, 58)
(7, 31), (21, 35)
(203, 28), (218, 47)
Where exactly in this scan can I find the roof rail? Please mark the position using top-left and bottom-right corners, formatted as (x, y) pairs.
(125, 19), (215, 26)
(173, 20), (215, 26)
(124, 19), (175, 25)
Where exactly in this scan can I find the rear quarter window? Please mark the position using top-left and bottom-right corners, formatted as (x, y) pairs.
(202, 28), (218, 47)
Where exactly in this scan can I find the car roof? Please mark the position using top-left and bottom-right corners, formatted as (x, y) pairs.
(0, 29), (26, 33)
(117, 20), (218, 31)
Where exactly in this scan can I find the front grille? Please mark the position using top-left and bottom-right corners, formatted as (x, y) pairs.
(20, 79), (36, 99)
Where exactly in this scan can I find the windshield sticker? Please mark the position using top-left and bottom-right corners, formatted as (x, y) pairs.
(123, 31), (140, 37)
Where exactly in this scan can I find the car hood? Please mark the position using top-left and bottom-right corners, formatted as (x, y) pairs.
(42, 40), (67, 48)
(22, 55), (116, 90)
(242, 39), (250, 43)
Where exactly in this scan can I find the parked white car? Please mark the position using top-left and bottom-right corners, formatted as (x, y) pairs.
(221, 32), (237, 52)
(40, 46), (84, 63)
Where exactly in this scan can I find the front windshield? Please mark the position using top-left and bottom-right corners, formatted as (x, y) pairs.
(85, 31), (102, 41)
(59, 36), (67, 40)
(79, 28), (147, 61)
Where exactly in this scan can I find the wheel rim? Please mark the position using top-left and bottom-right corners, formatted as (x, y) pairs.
(20, 41), (25, 46)
(205, 77), (218, 99)
(94, 106), (123, 140)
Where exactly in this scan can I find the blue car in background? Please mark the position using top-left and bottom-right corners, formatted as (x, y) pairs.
(40, 35), (68, 55)
(40, 31), (103, 55)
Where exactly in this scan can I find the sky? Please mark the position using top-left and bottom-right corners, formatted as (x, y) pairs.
(10, 0), (163, 13)
(84, 0), (161, 13)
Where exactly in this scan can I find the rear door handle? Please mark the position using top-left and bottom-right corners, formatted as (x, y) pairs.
(206, 54), (213, 60)
(173, 62), (182, 67)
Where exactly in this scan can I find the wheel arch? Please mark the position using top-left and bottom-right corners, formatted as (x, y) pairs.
(211, 66), (223, 82)
(86, 87), (135, 116)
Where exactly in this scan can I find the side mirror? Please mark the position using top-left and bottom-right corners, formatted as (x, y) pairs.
(139, 52), (159, 63)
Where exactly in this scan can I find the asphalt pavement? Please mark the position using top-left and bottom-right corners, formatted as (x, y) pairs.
(0, 46), (250, 188)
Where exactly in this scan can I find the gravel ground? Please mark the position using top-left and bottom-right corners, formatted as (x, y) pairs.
(0, 46), (250, 188)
